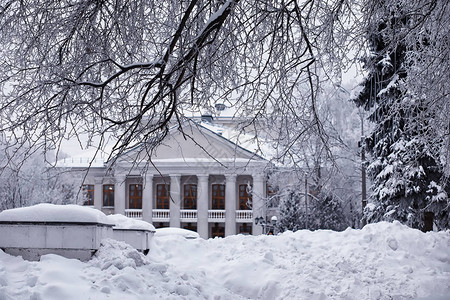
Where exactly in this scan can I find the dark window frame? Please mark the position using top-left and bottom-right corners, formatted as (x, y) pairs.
(82, 184), (94, 206)
(156, 184), (170, 209)
(239, 223), (252, 235)
(239, 184), (252, 210)
(129, 184), (143, 209)
(183, 184), (197, 209)
(103, 184), (115, 207)
(211, 184), (225, 209)
(211, 222), (225, 238)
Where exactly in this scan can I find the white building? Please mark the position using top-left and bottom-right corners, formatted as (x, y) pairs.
(67, 120), (272, 239)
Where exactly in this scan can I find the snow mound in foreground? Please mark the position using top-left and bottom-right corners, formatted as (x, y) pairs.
(91, 239), (147, 270)
(0, 221), (449, 300)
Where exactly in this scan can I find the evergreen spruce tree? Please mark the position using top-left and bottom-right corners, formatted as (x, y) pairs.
(309, 194), (348, 231)
(276, 190), (307, 232)
(277, 189), (349, 232)
(354, 5), (449, 230)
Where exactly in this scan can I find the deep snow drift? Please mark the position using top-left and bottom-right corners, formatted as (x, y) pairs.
(0, 221), (449, 300)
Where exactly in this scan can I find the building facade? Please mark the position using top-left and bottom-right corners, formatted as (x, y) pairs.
(74, 121), (271, 239)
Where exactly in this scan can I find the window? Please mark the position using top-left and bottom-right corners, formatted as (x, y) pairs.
(239, 184), (252, 210)
(157, 222), (169, 228)
(103, 185), (114, 207)
(183, 184), (197, 209)
(156, 184), (170, 209)
(211, 184), (225, 209)
(239, 223), (252, 235)
(82, 184), (94, 206)
(183, 223), (197, 232)
(267, 184), (279, 208)
(129, 184), (143, 209)
(211, 223), (224, 238)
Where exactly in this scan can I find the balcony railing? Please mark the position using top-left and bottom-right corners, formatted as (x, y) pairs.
(236, 210), (253, 221)
(208, 210), (226, 221)
(125, 209), (142, 219)
(152, 209), (170, 220)
(130, 209), (251, 222)
(180, 209), (197, 220)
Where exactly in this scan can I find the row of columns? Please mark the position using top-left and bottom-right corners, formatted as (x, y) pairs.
(94, 173), (266, 239)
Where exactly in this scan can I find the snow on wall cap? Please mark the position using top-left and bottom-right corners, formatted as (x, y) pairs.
(155, 227), (200, 239)
(0, 203), (114, 225)
(106, 214), (155, 231)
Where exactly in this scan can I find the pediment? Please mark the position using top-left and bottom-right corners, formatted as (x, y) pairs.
(117, 121), (265, 166)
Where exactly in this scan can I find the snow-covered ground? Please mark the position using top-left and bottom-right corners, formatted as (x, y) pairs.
(0, 221), (449, 300)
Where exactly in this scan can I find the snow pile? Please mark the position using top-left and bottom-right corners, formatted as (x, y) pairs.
(155, 227), (200, 239)
(0, 204), (112, 224)
(106, 214), (155, 231)
(91, 239), (147, 270)
(0, 221), (449, 299)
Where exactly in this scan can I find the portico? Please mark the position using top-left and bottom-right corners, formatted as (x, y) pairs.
(90, 172), (265, 239)
(79, 120), (270, 238)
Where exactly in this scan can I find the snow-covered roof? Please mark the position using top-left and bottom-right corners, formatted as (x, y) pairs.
(56, 156), (106, 168)
(195, 120), (273, 160)
(106, 214), (155, 231)
(0, 204), (113, 225)
(58, 117), (272, 168)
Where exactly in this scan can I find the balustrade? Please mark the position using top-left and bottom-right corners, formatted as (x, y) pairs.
(208, 210), (226, 220)
(236, 210), (253, 221)
(152, 209), (170, 220)
(124, 209), (142, 219)
(180, 210), (197, 220)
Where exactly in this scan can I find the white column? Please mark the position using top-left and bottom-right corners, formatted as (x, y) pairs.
(170, 174), (181, 228)
(252, 173), (265, 235)
(142, 174), (154, 223)
(225, 174), (237, 236)
(197, 175), (209, 239)
(94, 177), (103, 211)
(114, 174), (126, 215)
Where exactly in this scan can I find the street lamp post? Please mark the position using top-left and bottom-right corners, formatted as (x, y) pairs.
(255, 216), (278, 235)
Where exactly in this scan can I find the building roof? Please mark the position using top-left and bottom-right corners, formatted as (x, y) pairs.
(58, 118), (271, 170)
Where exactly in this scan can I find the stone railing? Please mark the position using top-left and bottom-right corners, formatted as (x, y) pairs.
(152, 209), (170, 220)
(124, 209), (142, 219)
(180, 209), (197, 220)
(208, 210), (226, 221)
(236, 210), (253, 221)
